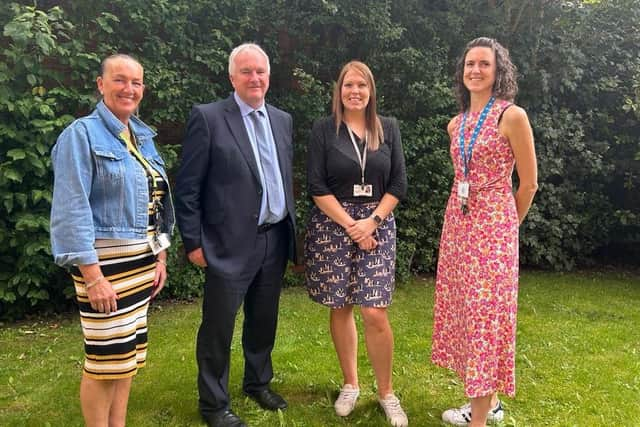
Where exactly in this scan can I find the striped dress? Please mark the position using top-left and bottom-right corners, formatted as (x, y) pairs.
(70, 130), (168, 380)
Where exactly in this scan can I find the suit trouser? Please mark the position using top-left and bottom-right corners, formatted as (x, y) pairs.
(197, 221), (289, 415)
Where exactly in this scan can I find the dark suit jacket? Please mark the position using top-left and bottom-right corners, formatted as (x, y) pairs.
(175, 95), (297, 278)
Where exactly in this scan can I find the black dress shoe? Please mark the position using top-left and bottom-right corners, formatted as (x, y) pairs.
(245, 388), (288, 411)
(202, 409), (247, 427)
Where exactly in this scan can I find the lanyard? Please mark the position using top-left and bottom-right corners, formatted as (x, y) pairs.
(458, 96), (495, 177)
(346, 126), (368, 184)
(121, 131), (158, 191)
(121, 131), (164, 226)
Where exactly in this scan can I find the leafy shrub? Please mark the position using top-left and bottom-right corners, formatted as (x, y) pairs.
(1, 0), (638, 319)
(0, 4), (98, 318)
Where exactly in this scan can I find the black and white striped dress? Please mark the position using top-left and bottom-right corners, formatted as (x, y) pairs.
(70, 132), (167, 380)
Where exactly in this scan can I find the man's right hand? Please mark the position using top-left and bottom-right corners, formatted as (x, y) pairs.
(188, 248), (207, 267)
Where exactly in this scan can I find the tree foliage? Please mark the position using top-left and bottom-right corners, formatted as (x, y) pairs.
(0, 0), (638, 318)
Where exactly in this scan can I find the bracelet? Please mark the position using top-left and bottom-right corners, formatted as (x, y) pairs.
(85, 275), (104, 289)
(156, 258), (167, 266)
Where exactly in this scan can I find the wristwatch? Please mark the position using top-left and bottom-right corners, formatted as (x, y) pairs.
(370, 214), (383, 225)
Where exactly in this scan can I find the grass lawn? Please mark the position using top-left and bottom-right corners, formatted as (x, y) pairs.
(1, 271), (639, 426)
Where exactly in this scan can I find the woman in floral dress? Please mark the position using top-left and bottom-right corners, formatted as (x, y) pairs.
(432, 37), (538, 427)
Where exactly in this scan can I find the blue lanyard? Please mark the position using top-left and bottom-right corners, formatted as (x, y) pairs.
(458, 96), (495, 177)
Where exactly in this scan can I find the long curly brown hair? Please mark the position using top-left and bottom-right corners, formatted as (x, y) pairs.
(454, 37), (518, 112)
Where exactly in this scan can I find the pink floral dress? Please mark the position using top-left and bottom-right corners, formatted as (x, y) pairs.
(431, 99), (519, 398)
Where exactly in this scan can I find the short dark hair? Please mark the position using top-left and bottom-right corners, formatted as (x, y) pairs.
(100, 53), (142, 76)
(454, 37), (518, 111)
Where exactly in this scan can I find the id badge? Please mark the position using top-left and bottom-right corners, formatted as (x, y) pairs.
(148, 232), (171, 255)
(457, 181), (470, 199)
(353, 184), (373, 197)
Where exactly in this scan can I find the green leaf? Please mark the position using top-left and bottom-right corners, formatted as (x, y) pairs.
(3, 21), (31, 43)
(15, 193), (28, 208)
(27, 74), (37, 86)
(28, 156), (45, 172)
(3, 168), (24, 183)
(38, 104), (54, 117)
(4, 197), (14, 213)
(31, 189), (43, 203)
(35, 143), (48, 155)
(35, 33), (54, 55)
(1, 290), (16, 303)
(17, 282), (29, 296)
(7, 149), (26, 160)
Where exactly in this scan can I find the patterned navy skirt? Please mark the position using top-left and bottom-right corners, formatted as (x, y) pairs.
(304, 201), (396, 308)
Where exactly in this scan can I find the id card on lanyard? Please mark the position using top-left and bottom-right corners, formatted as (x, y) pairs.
(347, 126), (373, 197)
(121, 131), (171, 254)
(458, 96), (495, 215)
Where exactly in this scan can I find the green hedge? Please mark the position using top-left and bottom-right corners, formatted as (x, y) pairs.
(1, 0), (638, 319)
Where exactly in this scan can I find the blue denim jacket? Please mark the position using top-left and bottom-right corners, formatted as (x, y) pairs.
(50, 101), (175, 267)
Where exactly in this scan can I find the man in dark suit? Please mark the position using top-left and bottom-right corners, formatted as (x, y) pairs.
(175, 43), (296, 427)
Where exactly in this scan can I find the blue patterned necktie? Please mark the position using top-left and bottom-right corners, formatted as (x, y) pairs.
(249, 110), (285, 221)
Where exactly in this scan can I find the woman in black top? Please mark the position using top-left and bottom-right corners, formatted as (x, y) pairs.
(305, 61), (408, 426)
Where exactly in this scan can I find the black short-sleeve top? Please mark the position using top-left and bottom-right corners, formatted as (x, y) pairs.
(307, 115), (407, 203)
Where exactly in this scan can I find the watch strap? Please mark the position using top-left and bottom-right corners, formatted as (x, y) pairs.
(371, 214), (382, 225)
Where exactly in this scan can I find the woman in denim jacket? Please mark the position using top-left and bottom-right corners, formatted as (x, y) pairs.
(50, 54), (174, 426)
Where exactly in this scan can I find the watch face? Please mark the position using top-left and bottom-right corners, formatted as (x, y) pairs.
(373, 214), (382, 224)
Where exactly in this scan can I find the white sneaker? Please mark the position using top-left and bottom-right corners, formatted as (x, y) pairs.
(334, 384), (359, 416)
(378, 393), (408, 427)
(442, 400), (504, 426)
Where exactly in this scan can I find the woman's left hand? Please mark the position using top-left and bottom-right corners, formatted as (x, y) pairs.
(151, 252), (167, 299)
(346, 218), (378, 243)
(358, 236), (378, 251)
